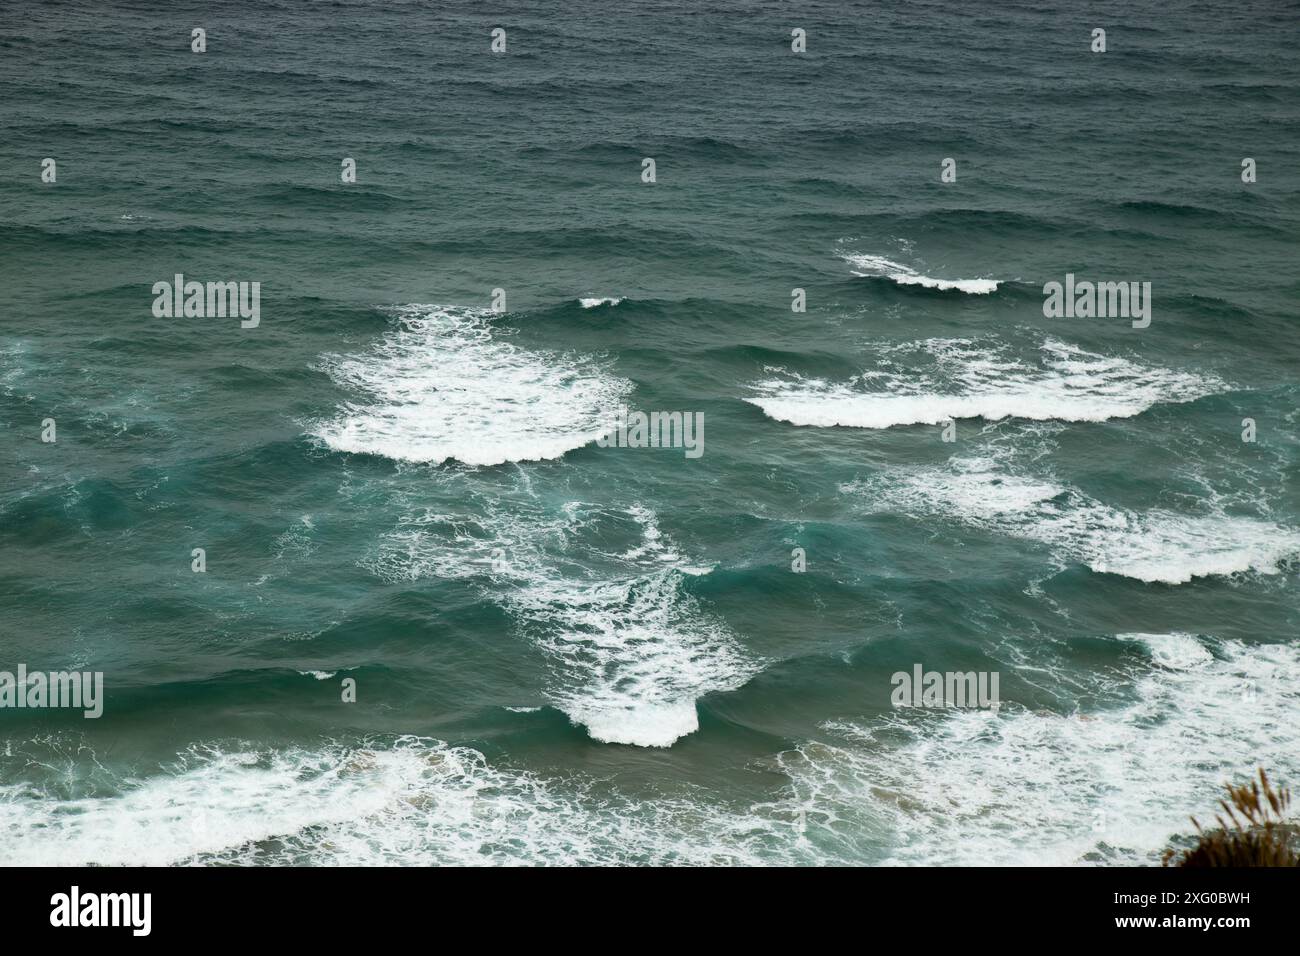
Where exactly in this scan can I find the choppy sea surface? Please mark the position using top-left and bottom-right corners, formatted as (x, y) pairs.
(1, 0), (1298, 865)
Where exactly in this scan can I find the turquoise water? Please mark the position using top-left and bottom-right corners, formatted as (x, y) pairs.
(1, 1), (1298, 865)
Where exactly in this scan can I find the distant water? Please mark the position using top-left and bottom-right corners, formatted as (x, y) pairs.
(2, 0), (1299, 865)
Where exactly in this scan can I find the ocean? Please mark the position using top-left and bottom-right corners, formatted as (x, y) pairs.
(1, 0), (1298, 866)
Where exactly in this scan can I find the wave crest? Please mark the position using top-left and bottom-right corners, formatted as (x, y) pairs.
(368, 502), (756, 747)
(747, 338), (1224, 429)
(844, 253), (999, 294)
(845, 457), (1300, 584)
(310, 304), (631, 466)
(782, 635), (1300, 865)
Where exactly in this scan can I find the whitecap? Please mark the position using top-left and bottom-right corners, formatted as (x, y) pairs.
(5, 637), (1293, 865)
(843, 253), (999, 294)
(0, 736), (803, 866)
(776, 635), (1300, 866)
(1117, 633), (1213, 670)
(368, 502), (757, 747)
(310, 305), (631, 466)
(845, 457), (1300, 584)
(747, 338), (1224, 429)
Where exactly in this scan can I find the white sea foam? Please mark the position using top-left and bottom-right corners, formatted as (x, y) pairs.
(368, 502), (756, 747)
(748, 339), (1224, 429)
(776, 634), (1300, 866)
(845, 457), (1300, 583)
(843, 253), (999, 294)
(579, 297), (623, 308)
(6, 636), (1293, 866)
(310, 305), (631, 466)
(1116, 633), (1213, 671)
(0, 737), (775, 866)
